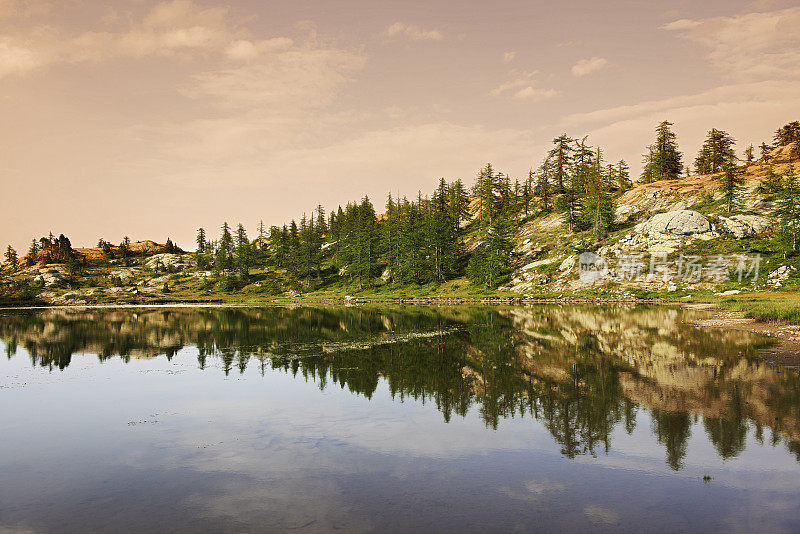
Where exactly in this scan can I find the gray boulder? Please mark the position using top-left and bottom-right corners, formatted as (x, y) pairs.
(637, 210), (711, 236)
(719, 215), (772, 239)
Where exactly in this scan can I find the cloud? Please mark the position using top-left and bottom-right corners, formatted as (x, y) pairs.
(0, 0), (52, 21)
(513, 86), (559, 101)
(571, 57), (607, 76)
(224, 38), (294, 61)
(0, 38), (42, 77)
(382, 22), (444, 42)
(662, 6), (800, 80)
(503, 51), (515, 63)
(561, 79), (800, 178)
(0, 0), (250, 77)
(185, 47), (366, 109)
(490, 70), (558, 102)
(660, 19), (701, 31)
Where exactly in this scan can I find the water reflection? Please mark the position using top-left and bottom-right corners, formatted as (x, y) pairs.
(1, 305), (797, 471)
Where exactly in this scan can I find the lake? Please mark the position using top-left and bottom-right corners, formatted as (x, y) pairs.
(1, 305), (799, 533)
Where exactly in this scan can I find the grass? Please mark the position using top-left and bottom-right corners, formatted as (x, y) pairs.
(717, 291), (800, 322)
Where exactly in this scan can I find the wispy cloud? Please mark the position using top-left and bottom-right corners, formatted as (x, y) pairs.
(382, 22), (444, 42)
(503, 51), (515, 63)
(571, 57), (607, 76)
(662, 6), (800, 80)
(490, 69), (558, 102)
(513, 86), (558, 101)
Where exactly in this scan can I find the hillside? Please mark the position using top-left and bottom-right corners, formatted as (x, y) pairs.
(0, 141), (798, 307)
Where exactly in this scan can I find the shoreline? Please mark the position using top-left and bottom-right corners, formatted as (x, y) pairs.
(690, 307), (800, 366)
(3, 297), (799, 365)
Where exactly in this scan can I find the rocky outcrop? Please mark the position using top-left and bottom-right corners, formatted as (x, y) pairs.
(636, 210), (712, 236)
(144, 253), (194, 271)
(719, 215), (772, 239)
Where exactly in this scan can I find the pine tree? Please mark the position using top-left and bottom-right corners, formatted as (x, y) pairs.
(548, 134), (574, 192)
(720, 164), (744, 214)
(641, 121), (683, 181)
(216, 222), (234, 273)
(535, 159), (552, 211)
(196, 228), (206, 253)
(429, 178), (458, 281)
(473, 164), (497, 226)
(382, 194), (399, 282)
(449, 179), (471, 230)
(235, 223), (251, 277)
(616, 160), (632, 191)
(774, 121), (800, 147)
(583, 147), (616, 240)
(756, 164), (781, 197)
(759, 142), (773, 162)
(776, 166), (800, 253)
(4, 245), (18, 270)
(744, 145), (755, 165)
(27, 239), (38, 266)
(556, 166), (584, 233)
(695, 128), (736, 174)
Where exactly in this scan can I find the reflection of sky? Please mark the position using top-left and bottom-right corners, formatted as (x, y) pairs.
(2, 342), (800, 533)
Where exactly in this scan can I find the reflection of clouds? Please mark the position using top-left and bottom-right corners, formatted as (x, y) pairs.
(499, 479), (569, 501)
(584, 505), (620, 525)
(183, 477), (373, 534)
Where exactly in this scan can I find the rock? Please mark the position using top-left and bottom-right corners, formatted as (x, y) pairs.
(768, 265), (796, 287)
(719, 215), (772, 239)
(34, 272), (65, 287)
(667, 282), (677, 292)
(523, 258), (559, 270)
(147, 275), (171, 287)
(716, 289), (741, 296)
(144, 253), (193, 271)
(109, 268), (139, 281)
(559, 255), (576, 273)
(637, 210), (712, 236)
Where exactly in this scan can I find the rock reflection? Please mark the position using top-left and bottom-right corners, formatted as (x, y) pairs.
(1, 305), (797, 468)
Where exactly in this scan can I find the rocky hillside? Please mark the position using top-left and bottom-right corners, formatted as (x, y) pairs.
(504, 142), (799, 295)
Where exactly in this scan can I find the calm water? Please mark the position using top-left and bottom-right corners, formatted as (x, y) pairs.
(1, 305), (799, 533)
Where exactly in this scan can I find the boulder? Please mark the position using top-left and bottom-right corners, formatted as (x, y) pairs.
(637, 210), (711, 236)
(34, 272), (65, 287)
(144, 253), (193, 271)
(719, 215), (772, 239)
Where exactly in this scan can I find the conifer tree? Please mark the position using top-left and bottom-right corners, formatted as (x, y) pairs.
(235, 223), (251, 277)
(776, 165), (800, 253)
(535, 160), (552, 211)
(720, 164), (744, 213)
(641, 121), (683, 181)
(695, 128), (736, 174)
(548, 134), (574, 192)
(448, 179), (471, 231)
(4, 245), (17, 270)
(759, 142), (773, 162)
(774, 121), (800, 147)
(583, 148), (616, 240)
(27, 239), (38, 266)
(216, 222), (234, 273)
(430, 178), (458, 281)
(744, 145), (755, 165)
(196, 228), (206, 253)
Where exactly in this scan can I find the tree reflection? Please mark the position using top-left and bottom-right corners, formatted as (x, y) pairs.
(0, 305), (798, 469)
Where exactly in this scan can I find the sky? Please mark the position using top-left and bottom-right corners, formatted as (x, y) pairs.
(1, 0), (799, 252)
